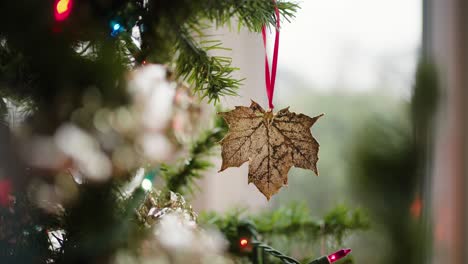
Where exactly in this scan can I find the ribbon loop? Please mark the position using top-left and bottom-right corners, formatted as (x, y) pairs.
(262, 3), (280, 109)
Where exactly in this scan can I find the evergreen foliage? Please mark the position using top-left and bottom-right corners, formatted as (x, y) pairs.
(163, 114), (228, 194)
(200, 204), (368, 263)
(0, 0), (298, 108)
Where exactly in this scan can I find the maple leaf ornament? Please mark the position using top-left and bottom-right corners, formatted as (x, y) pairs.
(219, 101), (323, 199)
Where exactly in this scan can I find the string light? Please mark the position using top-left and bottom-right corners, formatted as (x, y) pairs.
(141, 178), (152, 191)
(249, 239), (351, 264)
(54, 0), (72, 21)
(239, 238), (249, 247)
(0, 179), (12, 207)
(110, 21), (123, 37)
(410, 195), (422, 219)
(327, 248), (352, 263)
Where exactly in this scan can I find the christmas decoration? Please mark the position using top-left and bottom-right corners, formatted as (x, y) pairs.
(218, 1), (323, 199)
(136, 190), (197, 227)
(220, 101), (322, 199)
(54, 0), (72, 21)
(200, 204), (367, 264)
(240, 238), (249, 247)
(110, 21), (123, 37)
(149, 211), (228, 263)
(0, 179), (12, 207)
(252, 240), (351, 264)
(0, 0), (368, 263)
(327, 248), (352, 263)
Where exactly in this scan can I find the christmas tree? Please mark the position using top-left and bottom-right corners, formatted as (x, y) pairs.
(0, 1), (369, 263)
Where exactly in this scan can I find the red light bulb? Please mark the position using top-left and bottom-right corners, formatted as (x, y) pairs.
(0, 179), (12, 207)
(54, 0), (72, 21)
(327, 248), (351, 263)
(240, 238), (249, 247)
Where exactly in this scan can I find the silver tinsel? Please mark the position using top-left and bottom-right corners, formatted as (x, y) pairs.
(136, 190), (197, 227)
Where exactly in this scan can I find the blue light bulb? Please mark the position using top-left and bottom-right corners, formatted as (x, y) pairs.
(113, 23), (121, 31)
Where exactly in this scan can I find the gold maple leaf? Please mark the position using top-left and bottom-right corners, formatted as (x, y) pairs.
(219, 101), (323, 199)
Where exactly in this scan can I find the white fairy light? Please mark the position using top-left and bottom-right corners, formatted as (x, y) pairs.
(141, 178), (152, 191)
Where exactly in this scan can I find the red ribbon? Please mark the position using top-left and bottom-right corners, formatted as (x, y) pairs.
(261, 2), (280, 109)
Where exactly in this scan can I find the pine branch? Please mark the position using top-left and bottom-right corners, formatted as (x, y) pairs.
(118, 0), (299, 103)
(174, 27), (240, 103)
(254, 204), (369, 244)
(199, 205), (364, 263)
(163, 115), (228, 194)
(190, 0), (300, 32)
(0, 40), (36, 105)
(172, 0), (298, 102)
(199, 204), (369, 245)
